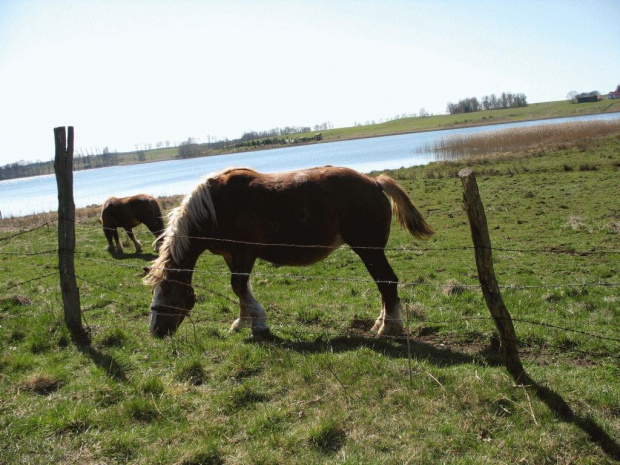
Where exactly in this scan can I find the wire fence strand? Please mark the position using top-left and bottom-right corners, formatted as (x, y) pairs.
(3, 218), (620, 256)
(2, 215), (620, 359)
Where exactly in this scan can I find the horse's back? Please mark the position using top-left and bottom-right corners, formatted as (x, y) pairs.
(101, 194), (160, 229)
(210, 166), (393, 253)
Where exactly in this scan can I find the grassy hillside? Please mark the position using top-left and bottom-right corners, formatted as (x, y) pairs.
(114, 99), (620, 165)
(1, 132), (619, 463)
(3, 99), (619, 180)
(314, 98), (620, 142)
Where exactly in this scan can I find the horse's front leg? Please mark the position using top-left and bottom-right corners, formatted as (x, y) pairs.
(103, 227), (115, 252)
(125, 228), (143, 253)
(225, 255), (270, 337)
(105, 227), (123, 254)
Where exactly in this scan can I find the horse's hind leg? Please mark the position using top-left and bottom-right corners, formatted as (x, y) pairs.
(124, 228), (143, 253)
(224, 255), (270, 337)
(353, 248), (404, 336)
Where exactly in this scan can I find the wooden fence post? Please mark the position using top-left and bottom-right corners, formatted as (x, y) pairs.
(54, 126), (89, 346)
(458, 168), (525, 381)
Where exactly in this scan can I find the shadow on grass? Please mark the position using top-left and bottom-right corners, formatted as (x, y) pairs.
(250, 331), (620, 461)
(77, 345), (128, 382)
(522, 373), (620, 461)
(249, 330), (503, 368)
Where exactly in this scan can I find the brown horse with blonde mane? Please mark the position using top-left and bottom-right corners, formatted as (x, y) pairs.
(144, 166), (434, 338)
(100, 194), (165, 254)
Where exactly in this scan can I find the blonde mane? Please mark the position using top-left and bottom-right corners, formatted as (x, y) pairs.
(143, 178), (217, 285)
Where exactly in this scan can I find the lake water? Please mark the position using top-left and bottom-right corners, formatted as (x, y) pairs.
(2, 112), (619, 217)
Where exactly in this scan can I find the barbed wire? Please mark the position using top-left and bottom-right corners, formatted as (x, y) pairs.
(0, 264), (615, 366)
(0, 272), (58, 294)
(3, 216), (620, 353)
(97, 226), (620, 255)
(71, 270), (620, 346)
(1, 243), (619, 293)
(2, 219), (619, 256)
(0, 220), (57, 242)
(0, 249), (59, 256)
(73, 254), (620, 291)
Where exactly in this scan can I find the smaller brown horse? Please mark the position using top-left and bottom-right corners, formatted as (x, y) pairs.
(100, 194), (165, 254)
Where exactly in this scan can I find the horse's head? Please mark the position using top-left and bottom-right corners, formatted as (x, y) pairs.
(149, 278), (196, 338)
(145, 184), (213, 337)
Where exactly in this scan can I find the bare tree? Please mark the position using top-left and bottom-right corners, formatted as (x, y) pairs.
(178, 137), (201, 159)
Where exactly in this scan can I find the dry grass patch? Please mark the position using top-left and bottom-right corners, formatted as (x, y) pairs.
(18, 373), (62, 395)
(567, 215), (593, 233)
(442, 279), (469, 296)
(607, 221), (620, 234)
(0, 294), (32, 307)
(420, 119), (620, 160)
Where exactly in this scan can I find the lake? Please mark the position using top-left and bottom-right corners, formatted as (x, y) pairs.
(2, 112), (619, 218)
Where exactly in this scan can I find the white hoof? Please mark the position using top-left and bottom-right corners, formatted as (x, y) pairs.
(377, 319), (404, 337)
(230, 317), (250, 332)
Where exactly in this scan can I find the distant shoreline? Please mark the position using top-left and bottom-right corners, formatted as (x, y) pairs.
(2, 99), (620, 182)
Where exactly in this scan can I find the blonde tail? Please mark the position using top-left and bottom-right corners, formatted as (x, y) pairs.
(375, 175), (435, 239)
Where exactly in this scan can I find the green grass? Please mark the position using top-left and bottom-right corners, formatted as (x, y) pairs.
(1, 133), (620, 463)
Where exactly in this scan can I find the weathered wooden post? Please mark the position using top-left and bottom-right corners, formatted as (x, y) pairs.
(458, 168), (525, 381)
(54, 126), (89, 345)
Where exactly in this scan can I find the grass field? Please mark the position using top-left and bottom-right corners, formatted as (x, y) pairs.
(1, 128), (619, 463)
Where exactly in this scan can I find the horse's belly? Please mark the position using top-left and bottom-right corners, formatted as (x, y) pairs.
(258, 234), (344, 266)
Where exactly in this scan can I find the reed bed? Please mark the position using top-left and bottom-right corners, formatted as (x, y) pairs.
(422, 119), (620, 161)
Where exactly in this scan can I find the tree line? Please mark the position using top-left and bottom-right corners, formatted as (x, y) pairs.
(230, 132), (323, 151)
(239, 125), (312, 142)
(446, 92), (527, 115)
(176, 123), (333, 158)
(0, 149), (119, 181)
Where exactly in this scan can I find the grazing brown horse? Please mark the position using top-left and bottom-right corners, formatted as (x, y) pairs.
(144, 166), (434, 338)
(100, 194), (165, 254)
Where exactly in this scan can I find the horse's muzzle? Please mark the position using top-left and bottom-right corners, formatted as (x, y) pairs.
(149, 308), (182, 338)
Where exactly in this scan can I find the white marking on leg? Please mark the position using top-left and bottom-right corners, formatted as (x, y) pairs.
(378, 298), (404, 336)
(371, 303), (386, 333)
(231, 286), (268, 332)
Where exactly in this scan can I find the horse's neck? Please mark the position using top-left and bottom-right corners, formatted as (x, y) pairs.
(166, 250), (199, 285)
(145, 217), (165, 236)
(169, 226), (209, 281)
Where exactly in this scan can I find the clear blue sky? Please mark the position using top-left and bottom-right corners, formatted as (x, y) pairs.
(1, 0), (619, 165)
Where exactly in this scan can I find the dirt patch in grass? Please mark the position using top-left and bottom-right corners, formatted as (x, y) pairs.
(18, 374), (62, 395)
(0, 294), (32, 307)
